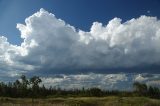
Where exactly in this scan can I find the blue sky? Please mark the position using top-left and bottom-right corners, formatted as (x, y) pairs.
(0, 0), (160, 45)
(0, 0), (160, 89)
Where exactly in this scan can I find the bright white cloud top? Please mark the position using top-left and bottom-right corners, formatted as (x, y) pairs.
(0, 9), (160, 89)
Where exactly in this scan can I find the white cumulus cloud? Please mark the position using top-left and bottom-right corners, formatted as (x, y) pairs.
(41, 73), (128, 90)
(41, 73), (160, 90)
(0, 9), (160, 77)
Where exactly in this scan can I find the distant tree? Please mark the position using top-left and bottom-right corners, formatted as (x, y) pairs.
(21, 75), (29, 89)
(89, 88), (103, 97)
(30, 76), (42, 88)
(29, 76), (42, 98)
(148, 86), (160, 98)
(19, 75), (29, 97)
(14, 80), (21, 88)
(133, 82), (148, 95)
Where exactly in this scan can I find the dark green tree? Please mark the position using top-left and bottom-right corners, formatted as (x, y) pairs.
(133, 82), (148, 95)
(30, 76), (42, 98)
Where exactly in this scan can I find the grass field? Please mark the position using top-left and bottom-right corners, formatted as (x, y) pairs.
(0, 96), (160, 106)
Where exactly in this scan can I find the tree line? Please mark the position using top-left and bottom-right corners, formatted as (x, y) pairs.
(0, 75), (159, 99)
(133, 82), (160, 99)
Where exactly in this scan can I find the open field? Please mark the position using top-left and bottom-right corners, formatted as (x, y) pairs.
(0, 96), (160, 106)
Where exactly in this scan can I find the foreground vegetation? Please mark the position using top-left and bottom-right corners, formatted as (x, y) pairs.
(0, 96), (160, 106)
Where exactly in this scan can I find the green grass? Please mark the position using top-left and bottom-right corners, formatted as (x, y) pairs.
(0, 96), (159, 106)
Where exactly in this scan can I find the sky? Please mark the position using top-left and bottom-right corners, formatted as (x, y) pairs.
(0, 0), (160, 90)
(1, 0), (160, 45)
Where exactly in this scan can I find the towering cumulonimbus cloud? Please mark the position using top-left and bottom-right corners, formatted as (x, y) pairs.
(0, 8), (160, 77)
